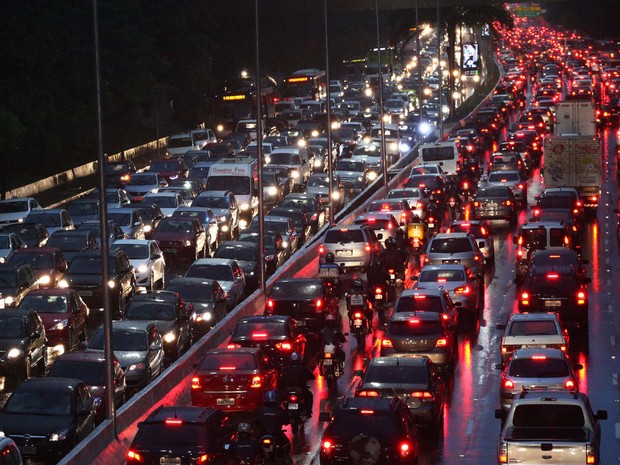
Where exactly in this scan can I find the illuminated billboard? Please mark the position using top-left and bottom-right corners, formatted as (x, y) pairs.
(462, 42), (479, 73)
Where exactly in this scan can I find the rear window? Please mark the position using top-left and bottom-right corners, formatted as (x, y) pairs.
(418, 269), (465, 282)
(508, 320), (558, 336)
(365, 364), (428, 384)
(394, 296), (443, 313)
(368, 201), (404, 212)
(488, 172), (519, 182)
(388, 319), (441, 336)
(508, 358), (570, 378)
(233, 322), (287, 339)
(329, 411), (401, 439)
(355, 218), (393, 230)
(512, 404), (585, 428)
(538, 196), (575, 209)
(270, 281), (321, 299)
(429, 237), (473, 253)
(325, 229), (364, 243)
(199, 353), (257, 370)
(134, 423), (210, 448)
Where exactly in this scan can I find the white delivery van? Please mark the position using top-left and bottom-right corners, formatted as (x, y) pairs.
(206, 157), (258, 225)
(418, 141), (459, 177)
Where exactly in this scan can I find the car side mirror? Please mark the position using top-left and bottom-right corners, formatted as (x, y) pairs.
(318, 412), (331, 422)
(594, 410), (608, 421)
(353, 369), (364, 377)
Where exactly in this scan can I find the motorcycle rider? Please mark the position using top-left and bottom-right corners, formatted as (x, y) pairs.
(381, 237), (407, 281)
(255, 390), (291, 460)
(319, 313), (346, 376)
(319, 252), (341, 297)
(279, 352), (315, 418)
(230, 421), (261, 464)
(394, 227), (413, 263)
(347, 278), (373, 331)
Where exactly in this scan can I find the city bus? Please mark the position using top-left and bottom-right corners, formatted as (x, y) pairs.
(281, 69), (326, 102)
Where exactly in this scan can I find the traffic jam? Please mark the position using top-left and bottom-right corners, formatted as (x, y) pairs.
(0, 11), (618, 465)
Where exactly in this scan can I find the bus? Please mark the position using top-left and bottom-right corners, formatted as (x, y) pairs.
(365, 46), (398, 88)
(281, 69), (326, 102)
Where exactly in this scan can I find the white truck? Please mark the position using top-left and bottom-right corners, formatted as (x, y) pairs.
(206, 157), (258, 226)
(554, 101), (596, 136)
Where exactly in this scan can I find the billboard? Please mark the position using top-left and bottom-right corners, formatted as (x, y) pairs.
(462, 42), (479, 73)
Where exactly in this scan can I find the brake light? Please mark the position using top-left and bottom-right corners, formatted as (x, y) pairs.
(408, 318), (420, 324)
(499, 442), (508, 463)
(532, 355), (547, 360)
(437, 278), (447, 283)
(315, 298), (323, 310)
(521, 292), (529, 306)
(413, 294), (426, 299)
(547, 273), (559, 279)
(191, 377), (201, 389)
(367, 217), (376, 223)
(380, 204), (391, 211)
(416, 201), (423, 209)
(411, 391), (433, 399)
(401, 212), (407, 222)
(289, 394), (298, 402)
(481, 226), (487, 235)
(456, 285), (471, 294)
(399, 442), (412, 458)
(586, 445), (596, 464)
(418, 183), (426, 188)
(318, 244), (325, 255)
(533, 208), (540, 216)
(381, 338), (393, 348)
(276, 341), (292, 350)
(165, 419), (183, 425)
(252, 332), (268, 339)
(473, 201), (480, 207)
(324, 352), (332, 358)
(127, 450), (143, 463)
(503, 379), (514, 389)
(266, 298), (274, 310)
(358, 390), (380, 397)
(220, 366), (236, 370)
(197, 455), (209, 464)
(250, 375), (262, 388)
(517, 183), (524, 189)
(353, 312), (363, 318)
(517, 236), (523, 245)
(322, 440), (334, 454)
(375, 287), (383, 295)
(435, 338), (448, 347)
(226, 343), (241, 349)
(577, 291), (586, 305)
(565, 379), (576, 389)
(365, 242), (371, 252)
(360, 409), (374, 415)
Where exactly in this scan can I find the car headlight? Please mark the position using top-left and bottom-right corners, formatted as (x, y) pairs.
(38, 274), (52, 286)
(331, 191), (341, 200)
(3, 296), (14, 306)
(49, 430), (68, 442)
(128, 362), (146, 372)
(311, 130), (320, 137)
(400, 143), (411, 152)
(239, 219), (248, 229)
(357, 176), (364, 182)
(143, 225), (152, 233)
(7, 348), (22, 358)
(120, 174), (131, 182)
(264, 156), (271, 164)
(151, 188), (158, 193)
(108, 280), (116, 289)
(291, 170), (300, 179)
(240, 203), (250, 211)
(195, 311), (212, 323)
(218, 215), (227, 223)
(163, 332), (176, 343)
(58, 279), (69, 289)
(314, 159), (323, 168)
(137, 264), (149, 274)
(184, 240), (192, 247)
(367, 172), (378, 181)
(51, 319), (69, 331)
(220, 224), (230, 232)
(0, 258), (5, 264)
(282, 240), (289, 249)
(266, 186), (278, 196)
(0, 431), (5, 437)
(389, 142), (399, 152)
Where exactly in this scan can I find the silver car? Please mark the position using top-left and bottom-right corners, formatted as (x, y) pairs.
(485, 170), (527, 207)
(424, 232), (484, 277)
(353, 212), (399, 246)
(319, 225), (381, 271)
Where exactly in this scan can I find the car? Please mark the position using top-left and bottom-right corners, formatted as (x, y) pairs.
(280, 192), (326, 234)
(168, 177), (206, 197)
(213, 241), (262, 293)
(18, 288), (88, 352)
(59, 249), (136, 317)
(89, 188), (131, 209)
(353, 212), (400, 246)
(268, 146), (312, 191)
(387, 187), (430, 220)
(165, 133), (194, 158)
(236, 231), (288, 277)
(24, 209), (74, 235)
(0, 263), (40, 308)
(185, 258), (246, 311)
(0, 198), (43, 226)
(141, 192), (187, 217)
(148, 158), (189, 182)
(191, 190), (240, 240)
(496, 348), (582, 412)
(110, 239), (166, 290)
(530, 207), (582, 247)
(87, 321), (165, 392)
(380, 311), (457, 374)
(319, 397), (420, 465)
(484, 171), (527, 207)
(354, 356), (446, 432)
(334, 159), (368, 193)
(488, 153), (525, 178)
(404, 174), (445, 203)
(126, 406), (235, 465)
(266, 206), (312, 247)
(0, 378), (96, 460)
(246, 215), (298, 255)
(103, 160), (137, 187)
(123, 290), (193, 364)
(534, 187), (584, 225)
(262, 167), (293, 206)
(265, 278), (338, 332)
(445, 220), (495, 266)
(164, 277), (228, 337)
(190, 347), (278, 412)
(47, 351), (126, 423)
(527, 249), (589, 285)
(304, 173), (343, 211)
(411, 265), (482, 326)
(227, 315), (307, 369)
(121, 203), (165, 239)
(172, 206), (220, 256)
(152, 216), (207, 261)
(45, 229), (99, 265)
(65, 198), (101, 226)
(424, 232), (484, 277)
(496, 312), (570, 364)
(75, 219), (125, 245)
(106, 208), (146, 240)
(319, 225), (381, 272)
(0, 222), (49, 248)
(0, 308), (47, 385)
(0, 233), (26, 264)
(124, 172), (168, 203)
(8, 247), (67, 288)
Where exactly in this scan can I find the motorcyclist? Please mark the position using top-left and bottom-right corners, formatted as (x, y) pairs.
(347, 278), (373, 329)
(394, 227), (413, 263)
(381, 237), (407, 280)
(319, 252), (341, 297)
(366, 260), (389, 296)
(231, 421), (261, 464)
(319, 313), (346, 376)
(255, 390), (291, 459)
(279, 352), (315, 417)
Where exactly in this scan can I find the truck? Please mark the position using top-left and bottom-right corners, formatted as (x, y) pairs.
(206, 157), (258, 227)
(495, 390), (607, 465)
(542, 135), (601, 212)
(554, 101), (596, 136)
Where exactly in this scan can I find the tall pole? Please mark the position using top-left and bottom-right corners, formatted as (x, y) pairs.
(436, 0), (443, 139)
(416, 0), (422, 131)
(375, 0), (388, 192)
(255, 0), (265, 294)
(324, 0), (334, 225)
(92, 0), (115, 434)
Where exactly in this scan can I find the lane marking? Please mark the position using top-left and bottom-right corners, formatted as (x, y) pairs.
(466, 419), (474, 435)
(616, 423), (620, 439)
(611, 336), (616, 346)
(608, 304), (613, 313)
(613, 373), (618, 386)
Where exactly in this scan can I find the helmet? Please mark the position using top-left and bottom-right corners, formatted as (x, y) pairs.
(264, 390), (278, 405)
(237, 421), (251, 434)
(385, 237), (397, 250)
(290, 352), (301, 364)
(395, 228), (405, 239)
(352, 278), (365, 290)
(325, 252), (335, 264)
(325, 313), (337, 327)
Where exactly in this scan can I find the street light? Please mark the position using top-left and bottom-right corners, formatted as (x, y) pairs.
(324, 0), (334, 225)
(254, 0), (266, 294)
(375, 0), (388, 191)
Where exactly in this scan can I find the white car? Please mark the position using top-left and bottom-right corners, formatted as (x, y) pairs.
(110, 239), (166, 290)
(0, 197), (43, 225)
(0, 233), (26, 263)
(142, 192), (188, 217)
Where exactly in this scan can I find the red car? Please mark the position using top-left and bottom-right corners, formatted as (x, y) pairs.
(152, 216), (207, 260)
(18, 288), (89, 352)
(191, 347), (278, 412)
(8, 247), (67, 288)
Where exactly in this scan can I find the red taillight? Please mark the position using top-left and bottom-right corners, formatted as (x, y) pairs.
(289, 394), (298, 402)
(358, 390), (380, 397)
(565, 379), (576, 389)
(276, 342), (292, 350)
(435, 338), (448, 347)
(165, 419), (183, 425)
(456, 285), (471, 294)
(473, 201), (480, 207)
(521, 291), (530, 305)
(517, 183), (524, 189)
(197, 455), (209, 464)
(577, 291), (586, 305)
(226, 343), (241, 349)
(127, 450), (143, 463)
(505, 200), (512, 206)
(365, 242), (371, 252)
(533, 208), (540, 216)
(322, 439), (334, 455)
(266, 298), (274, 309)
(360, 409), (374, 415)
(399, 442), (412, 458)
(324, 352), (332, 358)
(250, 375), (262, 388)
(318, 244), (325, 254)
(315, 298), (323, 310)
(353, 312), (362, 318)
(411, 391), (433, 399)
(416, 201), (423, 209)
(375, 287), (383, 295)
(191, 377), (201, 389)
(381, 339), (393, 348)
(547, 273), (559, 279)
(252, 332), (268, 339)
(503, 379), (514, 389)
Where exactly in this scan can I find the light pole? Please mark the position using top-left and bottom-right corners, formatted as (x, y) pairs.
(436, 0), (443, 139)
(324, 0), (334, 225)
(375, 0), (388, 191)
(416, 0), (422, 131)
(254, 0), (266, 294)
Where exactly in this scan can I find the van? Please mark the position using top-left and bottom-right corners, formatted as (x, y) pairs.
(166, 133), (194, 157)
(206, 157), (258, 223)
(418, 141), (459, 177)
(267, 146), (312, 191)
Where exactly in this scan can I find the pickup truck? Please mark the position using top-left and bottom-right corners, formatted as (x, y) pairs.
(495, 390), (607, 465)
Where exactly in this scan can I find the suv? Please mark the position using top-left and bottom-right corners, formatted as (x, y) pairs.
(126, 406), (234, 465)
(319, 225), (382, 272)
(319, 397), (420, 465)
(192, 190), (239, 240)
(424, 232), (484, 277)
(0, 263), (39, 307)
(0, 308), (47, 383)
(445, 220), (495, 266)
(513, 221), (571, 283)
(495, 390), (607, 465)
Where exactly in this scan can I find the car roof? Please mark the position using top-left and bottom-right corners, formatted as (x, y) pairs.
(191, 258), (234, 266)
(53, 351), (107, 363)
(507, 312), (560, 322)
(16, 377), (85, 391)
(143, 406), (220, 425)
(508, 348), (567, 360)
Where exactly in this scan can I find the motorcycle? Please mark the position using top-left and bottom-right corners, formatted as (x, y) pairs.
(259, 433), (293, 465)
(346, 290), (370, 348)
(447, 196), (461, 221)
(319, 342), (343, 392)
(318, 263), (342, 298)
(282, 388), (309, 436)
(229, 436), (262, 465)
(369, 283), (389, 322)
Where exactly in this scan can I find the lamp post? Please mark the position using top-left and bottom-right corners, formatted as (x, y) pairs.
(325, 0), (334, 225)
(375, 0), (388, 191)
(436, 0), (443, 139)
(254, 0), (266, 294)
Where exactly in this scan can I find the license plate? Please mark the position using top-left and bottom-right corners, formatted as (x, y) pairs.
(351, 294), (364, 305)
(389, 273), (396, 280)
(428, 223), (435, 229)
(323, 358), (333, 365)
(353, 319), (363, 327)
(375, 294), (383, 299)
(296, 319), (306, 326)
(160, 458), (182, 465)
(288, 403), (299, 410)
(545, 300), (561, 307)
(216, 398), (235, 406)
(523, 344), (545, 349)
(78, 290), (92, 297)
(319, 267), (340, 278)
(18, 446), (36, 455)
(336, 249), (352, 257)
(165, 248), (177, 254)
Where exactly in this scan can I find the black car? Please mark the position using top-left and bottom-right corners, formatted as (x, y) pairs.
(472, 185), (517, 225)
(164, 277), (228, 337)
(214, 241), (262, 293)
(319, 397), (420, 465)
(265, 278), (338, 332)
(267, 206), (312, 247)
(47, 351), (127, 423)
(0, 263), (39, 307)
(0, 377), (97, 460)
(228, 315), (307, 369)
(527, 249), (590, 285)
(122, 203), (165, 239)
(126, 406), (235, 465)
(123, 290), (193, 364)
(46, 229), (99, 264)
(0, 308), (47, 385)
(0, 222), (49, 248)
(236, 231), (288, 277)
(76, 219), (125, 246)
(61, 249), (136, 317)
(104, 160), (137, 187)
(280, 193), (325, 234)
(354, 356), (446, 433)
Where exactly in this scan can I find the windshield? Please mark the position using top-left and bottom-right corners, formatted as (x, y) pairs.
(90, 328), (147, 351)
(166, 283), (214, 302)
(49, 361), (105, 385)
(270, 281), (320, 298)
(508, 320), (559, 336)
(126, 301), (176, 320)
(199, 353), (257, 370)
(0, 317), (26, 338)
(67, 256), (105, 274)
(9, 252), (54, 269)
(186, 264), (233, 281)
(27, 213), (59, 227)
(105, 163), (131, 174)
(19, 294), (67, 314)
(508, 358), (569, 378)
(128, 174), (158, 186)
(4, 390), (73, 416)
(207, 176), (250, 195)
(215, 246), (257, 262)
(328, 411), (401, 439)
(0, 236), (10, 248)
(156, 218), (195, 233)
(429, 238), (473, 253)
(193, 196), (228, 209)
(488, 172), (519, 182)
(388, 319), (442, 336)
(307, 176), (330, 188)
(336, 161), (364, 172)
(269, 153), (295, 165)
(111, 244), (149, 260)
(325, 229), (364, 243)
(394, 295), (443, 312)
(150, 161), (180, 173)
(144, 196), (178, 208)
(0, 201), (28, 214)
